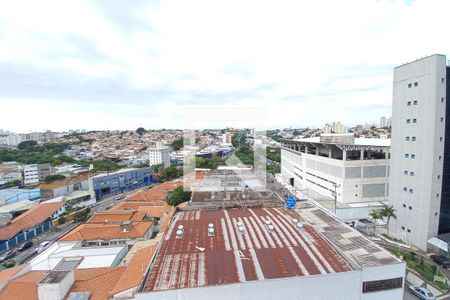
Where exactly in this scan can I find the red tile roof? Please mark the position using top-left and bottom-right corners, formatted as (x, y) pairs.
(110, 245), (157, 295)
(0, 201), (64, 241)
(87, 210), (146, 224)
(59, 222), (153, 242)
(126, 182), (181, 202)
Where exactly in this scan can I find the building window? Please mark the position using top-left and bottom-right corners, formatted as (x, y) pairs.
(403, 187), (407, 192)
(409, 206), (412, 210)
(406, 119), (410, 123)
(407, 229), (411, 233)
(439, 156), (442, 161)
(405, 154), (409, 158)
(414, 82), (418, 87)
(404, 170), (408, 175)
(437, 193), (440, 197)
(362, 277), (403, 293)
(401, 226), (405, 230)
(438, 175), (441, 179)
(409, 189), (414, 193)
(406, 136), (410, 141)
(442, 98), (445, 103)
(413, 100), (418, 105)
(408, 83), (412, 88)
(410, 172), (415, 176)
(411, 154), (416, 159)
(412, 137), (416, 141)
(403, 204), (406, 208)
(442, 78), (445, 83)
(441, 137), (443, 142)
(413, 119), (417, 123)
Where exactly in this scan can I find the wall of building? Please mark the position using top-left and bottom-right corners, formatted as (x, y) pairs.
(0, 218), (53, 252)
(389, 54), (447, 250)
(136, 267), (404, 300)
(281, 148), (389, 205)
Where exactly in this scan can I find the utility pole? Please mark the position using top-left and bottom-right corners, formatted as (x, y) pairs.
(332, 183), (337, 213)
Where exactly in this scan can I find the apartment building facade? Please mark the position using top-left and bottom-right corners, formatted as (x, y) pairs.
(389, 54), (450, 250)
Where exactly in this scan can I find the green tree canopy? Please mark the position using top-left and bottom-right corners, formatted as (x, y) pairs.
(44, 174), (66, 184)
(136, 127), (146, 135)
(166, 187), (192, 206)
(17, 140), (37, 150)
(171, 138), (183, 151)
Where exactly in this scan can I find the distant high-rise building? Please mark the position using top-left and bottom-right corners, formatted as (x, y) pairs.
(325, 121), (346, 134)
(379, 116), (387, 128)
(222, 132), (232, 144)
(389, 54), (449, 251)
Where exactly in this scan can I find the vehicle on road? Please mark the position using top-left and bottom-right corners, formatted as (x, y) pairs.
(17, 240), (33, 252)
(37, 241), (51, 253)
(408, 285), (436, 300)
(430, 255), (450, 268)
(0, 250), (16, 263)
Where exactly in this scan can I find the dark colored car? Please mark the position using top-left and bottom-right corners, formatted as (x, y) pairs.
(0, 250), (16, 263)
(430, 255), (450, 268)
(17, 240), (33, 252)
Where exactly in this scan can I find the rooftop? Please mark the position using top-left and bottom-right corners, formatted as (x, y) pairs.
(87, 210), (147, 224)
(29, 241), (128, 270)
(38, 173), (90, 190)
(126, 181), (181, 202)
(143, 207), (351, 292)
(0, 200), (37, 214)
(0, 201), (64, 241)
(59, 221), (153, 242)
(292, 136), (390, 147)
(91, 167), (148, 179)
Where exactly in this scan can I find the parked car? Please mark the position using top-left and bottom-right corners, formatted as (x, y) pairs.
(408, 285), (436, 300)
(37, 241), (50, 253)
(0, 250), (16, 263)
(430, 255), (450, 268)
(17, 240), (33, 252)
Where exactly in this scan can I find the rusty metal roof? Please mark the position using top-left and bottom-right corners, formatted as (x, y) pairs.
(143, 207), (351, 292)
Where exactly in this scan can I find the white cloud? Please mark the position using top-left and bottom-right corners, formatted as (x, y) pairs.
(0, 0), (449, 132)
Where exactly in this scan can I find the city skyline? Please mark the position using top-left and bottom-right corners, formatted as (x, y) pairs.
(1, 0), (448, 131)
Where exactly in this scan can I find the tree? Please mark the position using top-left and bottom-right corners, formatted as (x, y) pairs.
(2, 180), (21, 188)
(159, 166), (182, 182)
(44, 174), (66, 184)
(151, 163), (164, 173)
(166, 187), (192, 206)
(380, 205), (397, 234)
(171, 138), (183, 151)
(17, 140), (37, 150)
(369, 210), (381, 235)
(136, 127), (146, 135)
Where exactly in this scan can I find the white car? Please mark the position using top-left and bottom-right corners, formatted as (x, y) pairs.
(408, 285), (436, 300)
(37, 241), (50, 253)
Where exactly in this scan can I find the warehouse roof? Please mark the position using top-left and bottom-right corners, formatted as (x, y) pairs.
(0, 201), (64, 241)
(143, 207), (351, 292)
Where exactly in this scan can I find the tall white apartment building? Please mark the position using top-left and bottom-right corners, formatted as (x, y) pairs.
(149, 146), (171, 169)
(389, 54), (449, 251)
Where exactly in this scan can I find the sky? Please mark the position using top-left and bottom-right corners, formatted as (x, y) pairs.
(0, 0), (449, 132)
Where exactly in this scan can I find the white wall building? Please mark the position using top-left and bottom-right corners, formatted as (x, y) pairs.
(281, 134), (390, 220)
(22, 163), (51, 185)
(389, 54), (449, 251)
(149, 146), (171, 168)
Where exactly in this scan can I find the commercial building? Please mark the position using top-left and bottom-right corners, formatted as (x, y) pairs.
(137, 205), (405, 300)
(0, 201), (64, 252)
(22, 164), (51, 186)
(0, 188), (41, 206)
(149, 146), (171, 168)
(389, 54), (450, 251)
(38, 173), (91, 200)
(89, 167), (154, 200)
(281, 133), (390, 220)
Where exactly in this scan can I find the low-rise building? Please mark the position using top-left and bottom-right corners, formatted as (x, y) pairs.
(0, 188), (41, 206)
(0, 201), (64, 252)
(38, 173), (91, 201)
(89, 168), (154, 200)
(281, 133), (390, 220)
(149, 146), (171, 168)
(22, 164), (51, 186)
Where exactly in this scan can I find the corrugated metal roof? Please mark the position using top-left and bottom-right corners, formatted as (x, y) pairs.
(143, 207), (351, 292)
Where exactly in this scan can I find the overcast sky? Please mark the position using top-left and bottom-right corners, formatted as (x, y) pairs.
(0, 0), (448, 132)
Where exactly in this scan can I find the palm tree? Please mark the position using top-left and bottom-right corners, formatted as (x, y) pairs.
(369, 210), (381, 236)
(380, 205), (397, 235)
